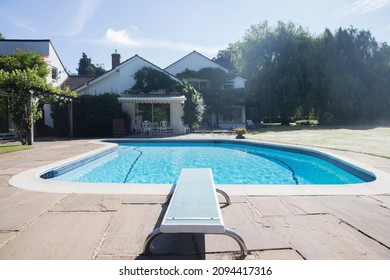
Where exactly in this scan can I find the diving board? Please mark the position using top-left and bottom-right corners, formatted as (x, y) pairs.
(143, 168), (248, 258)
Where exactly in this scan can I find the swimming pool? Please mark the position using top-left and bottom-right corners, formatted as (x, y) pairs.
(10, 138), (390, 195)
(42, 140), (375, 185)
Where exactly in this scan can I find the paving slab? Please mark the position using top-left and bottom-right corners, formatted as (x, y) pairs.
(247, 196), (327, 217)
(0, 186), (21, 200)
(310, 196), (390, 248)
(201, 202), (290, 254)
(249, 249), (304, 260)
(206, 249), (304, 260)
(0, 232), (17, 248)
(121, 194), (167, 204)
(0, 191), (66, 231)
(51, 193), (123, 212)
(366, 195), (390, 209)
(0, 211), (112, 259)
(267, 214), (390, 259)
(98, 204), (171, 257)
(0, 175), (11, 186)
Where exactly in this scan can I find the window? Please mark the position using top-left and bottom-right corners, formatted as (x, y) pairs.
(135, 103), (170, 125)
(223, 81), (234, 89)
(187, 80), (208, 91)
(219, 107), (242, 123)
(52, 67), (58, 79)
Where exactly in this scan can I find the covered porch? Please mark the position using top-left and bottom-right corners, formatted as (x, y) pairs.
(118, 94), (187, 135)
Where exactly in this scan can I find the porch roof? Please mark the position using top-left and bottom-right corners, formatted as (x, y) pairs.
(118, 95), (186, 104)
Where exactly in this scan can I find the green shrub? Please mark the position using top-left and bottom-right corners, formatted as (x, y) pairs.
(52, 93), (127, 137)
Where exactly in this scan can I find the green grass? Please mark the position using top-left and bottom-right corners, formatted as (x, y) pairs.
(0, 145), (31, 154)
(246, 125), (390, 158)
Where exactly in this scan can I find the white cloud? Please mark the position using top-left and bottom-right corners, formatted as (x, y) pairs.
(100, 27), (222, 54)
(343, 0), (390, 15)
(67, 0), (102, 36)
(100, 26), (141, 47)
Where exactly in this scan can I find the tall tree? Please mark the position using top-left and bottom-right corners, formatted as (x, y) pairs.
(76, 52), (106, 75)
(231, 21), (390, 124)
(212, 45), (236, 72)
(232, 21), (312, 124)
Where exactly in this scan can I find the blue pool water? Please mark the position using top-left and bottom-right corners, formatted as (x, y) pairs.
(47, 141), (374, 185)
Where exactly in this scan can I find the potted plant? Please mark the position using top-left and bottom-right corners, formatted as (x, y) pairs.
(233, 127), (247, 139)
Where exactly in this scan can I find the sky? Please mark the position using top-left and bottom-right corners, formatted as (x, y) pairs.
(1, 0), (390, 74)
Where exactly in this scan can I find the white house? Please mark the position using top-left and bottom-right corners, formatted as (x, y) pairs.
(74, 53), (187, 134)
(0, 39), (68, 135)
(165, 51), (247, 129)
(1, 40), (246, 137)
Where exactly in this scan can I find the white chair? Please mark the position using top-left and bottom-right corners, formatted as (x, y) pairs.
(246, 119), (255, 128)
(142, 120), (152, 136)
(133, 121), (142, 135)
(158, 121), (168, 136)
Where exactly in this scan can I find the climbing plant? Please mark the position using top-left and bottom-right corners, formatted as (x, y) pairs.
(181, 83), (205, 130)
(131, 67), (205, 129)
(131, 67), (180, 93)
(0, 50), (75, 145)
(176, 67), (233, 89)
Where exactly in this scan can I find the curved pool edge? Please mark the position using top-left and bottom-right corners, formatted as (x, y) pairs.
(8, 138), (390, 196)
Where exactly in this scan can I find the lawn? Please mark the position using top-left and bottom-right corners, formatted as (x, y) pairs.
(0, 145), (31, 154)
(246, 125), (390, 158)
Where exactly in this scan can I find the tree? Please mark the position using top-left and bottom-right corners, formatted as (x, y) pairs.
(76, 52), (106, 75)
(0, 50), (76, 145)
(212, 45), (236, 72)
(231, 21), (390, 124)
(232, 21), (312, 124)
(177, 67), (239, 126)
(0, 33), (4, 40)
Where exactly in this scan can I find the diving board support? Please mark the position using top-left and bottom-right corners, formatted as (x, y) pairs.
(143, 228), (248, 258)
(142, 168), (247, 258)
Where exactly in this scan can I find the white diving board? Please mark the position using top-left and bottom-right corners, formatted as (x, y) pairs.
(143, 168), (248, 258)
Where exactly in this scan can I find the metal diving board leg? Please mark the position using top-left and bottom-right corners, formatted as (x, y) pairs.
(142, 228), (248, 259)
(142, 228), (162, 255)
(223, 228), (248, 258)
(216, 188), (231, 205)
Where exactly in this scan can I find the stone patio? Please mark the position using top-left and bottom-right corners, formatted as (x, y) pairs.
(0, 137), (389, 260)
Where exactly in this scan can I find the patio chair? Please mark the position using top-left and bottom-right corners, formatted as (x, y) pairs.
(133, 121), (142, 135)
(246, 119), (255, 128)
(143, 168), (248, 258)
(142, 120), (152, 136)
(157, 120), (168, 137)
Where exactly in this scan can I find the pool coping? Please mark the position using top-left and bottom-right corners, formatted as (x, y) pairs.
(8, 138), (390, 196)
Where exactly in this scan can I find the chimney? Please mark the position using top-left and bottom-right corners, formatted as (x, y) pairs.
(111, 50), (121, 69)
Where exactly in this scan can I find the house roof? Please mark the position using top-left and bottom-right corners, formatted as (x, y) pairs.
(0, 39), (69, 76)
(164, 50), (228, 74)
(75, 54), (181, 92)
(62, 75), (97, 91)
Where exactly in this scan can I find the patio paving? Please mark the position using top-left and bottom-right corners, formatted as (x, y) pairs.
(0, 136), (390, 260)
